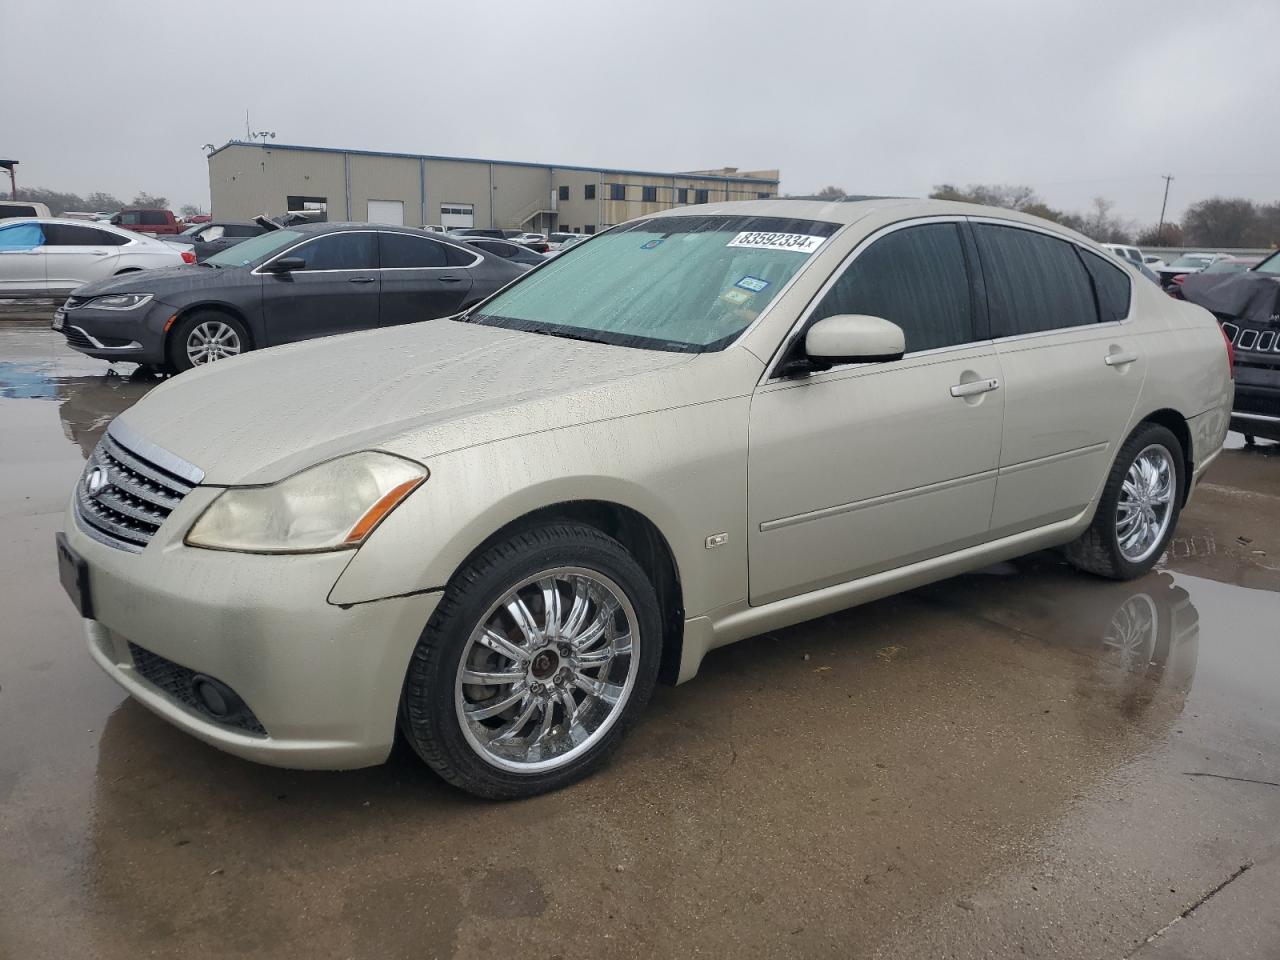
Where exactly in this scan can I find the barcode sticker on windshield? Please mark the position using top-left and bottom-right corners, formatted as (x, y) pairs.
(727, 231), (825, 254)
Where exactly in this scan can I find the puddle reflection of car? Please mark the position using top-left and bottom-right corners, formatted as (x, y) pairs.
(57, 198), (1232, 798)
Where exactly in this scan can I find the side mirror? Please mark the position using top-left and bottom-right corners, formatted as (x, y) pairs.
(266, 256), (305, 273)
(797, 314), (905, 372)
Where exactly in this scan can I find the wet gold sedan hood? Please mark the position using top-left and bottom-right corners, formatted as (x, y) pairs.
(111, 319), (722, 485)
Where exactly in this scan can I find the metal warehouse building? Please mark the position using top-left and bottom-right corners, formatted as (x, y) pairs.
(207, 141), (780, 235)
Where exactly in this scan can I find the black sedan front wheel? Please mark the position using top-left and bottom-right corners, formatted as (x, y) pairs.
(168, 310), (250, 372)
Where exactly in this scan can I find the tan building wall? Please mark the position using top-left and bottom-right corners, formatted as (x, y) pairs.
(208, 143), (779, 233)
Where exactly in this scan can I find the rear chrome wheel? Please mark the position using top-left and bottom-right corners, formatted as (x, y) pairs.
(456, 567), (639, 773)
(1115, 445), (1175, 564)
(1064, 422), (1185, 581)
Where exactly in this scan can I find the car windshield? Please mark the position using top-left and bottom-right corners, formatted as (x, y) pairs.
(470, 214), (839, 352)
(1204, 259), (1251, 274)
(177, 224), (204, 237)
(205, 229), (303, 268)
(1255, 251), (1280, 275)
(1171, 254), (1213, 268)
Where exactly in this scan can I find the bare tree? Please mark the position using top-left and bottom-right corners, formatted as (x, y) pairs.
(814, 185), (847, 201)
(179, 203), (207, 218)
(1076, 197), (1134, 244)
(130, 192), (169, 210)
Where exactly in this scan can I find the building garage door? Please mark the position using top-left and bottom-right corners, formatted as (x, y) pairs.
(367, 199), (404, 225)
(440, 203), (474, 229)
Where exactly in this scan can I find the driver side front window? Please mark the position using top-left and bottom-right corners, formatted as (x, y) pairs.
(810, 223), (977, 354)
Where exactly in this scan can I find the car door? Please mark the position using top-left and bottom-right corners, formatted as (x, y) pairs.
(41, 223), (124, 292)
(0, 221), (48, 294)
(747, 220), (1005, 605)
(972, 221), (1146, 537)
(260, 231), (381, 345)
(377, 231), (474, 325)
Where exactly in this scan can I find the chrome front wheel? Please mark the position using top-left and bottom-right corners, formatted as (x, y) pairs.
(1116, 444), (1175, 563)
(455, 567), (640, 773)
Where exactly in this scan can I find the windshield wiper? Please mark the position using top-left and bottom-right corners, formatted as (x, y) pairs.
(523, 327), (606, 345)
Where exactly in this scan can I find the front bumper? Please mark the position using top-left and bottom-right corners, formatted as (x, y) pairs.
(1231, 375), (1280, 441)
(56, 299), (172, 364)
(64, 491), (441, 769)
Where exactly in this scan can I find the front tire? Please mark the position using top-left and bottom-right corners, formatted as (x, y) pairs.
(1065, 422), (1185, 580)
(399, 523), (663, 799)
(167, 310), (249, 372)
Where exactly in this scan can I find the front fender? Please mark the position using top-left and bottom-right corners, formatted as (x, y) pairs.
(328, 400), (751, 621)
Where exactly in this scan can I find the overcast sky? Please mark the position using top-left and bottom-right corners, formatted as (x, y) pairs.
(5, 0), (1278, 226)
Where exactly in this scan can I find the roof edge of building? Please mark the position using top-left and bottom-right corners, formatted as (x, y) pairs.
(207, 141), (781, 185)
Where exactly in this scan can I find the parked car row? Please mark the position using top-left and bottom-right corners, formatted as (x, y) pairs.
(51, 223), (526, 372)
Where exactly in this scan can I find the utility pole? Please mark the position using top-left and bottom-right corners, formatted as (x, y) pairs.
(1157, 174), (1174, 244)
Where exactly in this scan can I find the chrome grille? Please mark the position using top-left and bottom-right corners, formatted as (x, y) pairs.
(1222, 322), (1280, 354)
(75, 432), (197, 552)
(62, 326), (94, 349)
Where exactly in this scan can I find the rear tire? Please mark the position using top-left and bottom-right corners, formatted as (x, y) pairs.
(167, 310), (250, 372)
(1064, 422), (1185, 580)
(398, 523), (663, 799)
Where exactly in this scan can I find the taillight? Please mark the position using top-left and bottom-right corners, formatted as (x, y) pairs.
(181, 250), (196, 264)
(1221, 323), (1235, 380)
(1172, 274), (1187, 284)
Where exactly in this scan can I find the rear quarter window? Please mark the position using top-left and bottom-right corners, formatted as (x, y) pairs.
(1080, 249), (1132, 324)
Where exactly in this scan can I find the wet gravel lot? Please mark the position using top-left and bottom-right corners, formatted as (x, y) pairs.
(2, 321), (1278, 959)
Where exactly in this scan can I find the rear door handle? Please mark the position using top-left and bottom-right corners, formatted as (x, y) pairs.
(438, 275), (462, 283)
(1105, 350), (1139, 366)
(950, 378), (1000, 398)
(348, 276), (375, 284)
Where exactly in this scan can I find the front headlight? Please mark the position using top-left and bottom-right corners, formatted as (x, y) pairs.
(185, 451), (427, 554)
(88, 293), (153, 311)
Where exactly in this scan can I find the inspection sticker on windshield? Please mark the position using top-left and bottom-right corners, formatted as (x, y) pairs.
(727, 231), (825, 254)
(734, 275), (770, 293)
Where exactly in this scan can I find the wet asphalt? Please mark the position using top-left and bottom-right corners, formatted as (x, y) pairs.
(1, 320), (1278, 960)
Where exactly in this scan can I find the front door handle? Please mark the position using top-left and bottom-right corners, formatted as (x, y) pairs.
(950, 378), (1000, 398)
(348, 276), (375, 284)
(1105, 350), (1139, 366)
(438, 275), (462, 283)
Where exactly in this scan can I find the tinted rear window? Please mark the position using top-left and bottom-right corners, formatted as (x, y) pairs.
(975, 224), (1098, 336)
(380, 232), (448, 268)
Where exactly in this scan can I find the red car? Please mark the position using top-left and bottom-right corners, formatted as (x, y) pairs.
(110, 208), (181, 235)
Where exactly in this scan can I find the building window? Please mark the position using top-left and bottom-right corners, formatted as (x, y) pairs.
(558, 223), (569, 232)
(287, 195), (328, 213)
(676, 188), (688, 204)
(694, 189), (709, 204)
(609, 183), (626, 201)
(584, 225), (596, 234)
(585, 184), (596, 200)
(558, 185), (570, 201)
(758, 192), (771, 199)
(641, 185), (658, 203)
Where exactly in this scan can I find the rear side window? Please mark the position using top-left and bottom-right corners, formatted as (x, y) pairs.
(379, 232), (448, 268)
(118, 211), (142, 225)
(1079, 249), (1132, 324)
(810, 223), (975, 353)
(42, 224), (126, 246)
(975, 224), (1097, 336)
(140, 211), (169, 226)
(0, 205), (39, 219)
(289, 232), (377, 271)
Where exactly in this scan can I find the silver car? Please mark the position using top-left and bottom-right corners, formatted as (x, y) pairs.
(0, 218), (188, 297)
(58, 199), (1233, 798)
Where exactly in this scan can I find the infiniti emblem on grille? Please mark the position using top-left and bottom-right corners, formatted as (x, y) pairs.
(85, 465), (109, 496)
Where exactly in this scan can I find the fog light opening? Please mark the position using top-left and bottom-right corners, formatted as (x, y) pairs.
(190, 674), (241, 720)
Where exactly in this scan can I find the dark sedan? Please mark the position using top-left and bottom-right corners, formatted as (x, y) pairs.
(167, 220), (270, 261)
(54, 223), (525, 372)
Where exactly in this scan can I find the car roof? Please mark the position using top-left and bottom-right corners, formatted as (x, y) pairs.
(0, 216), (133, 230)
(647, 197), (1104, 245)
